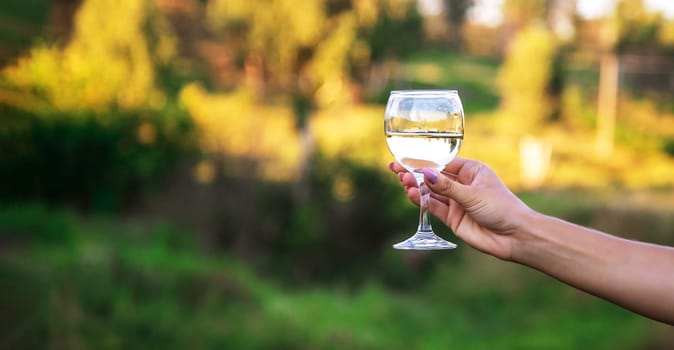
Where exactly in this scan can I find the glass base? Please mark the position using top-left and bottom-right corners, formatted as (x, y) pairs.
(392, 231), (457, 250)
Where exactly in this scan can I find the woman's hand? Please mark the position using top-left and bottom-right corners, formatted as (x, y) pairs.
(390, 157), (674, 325)
(389, 158), (534, 261)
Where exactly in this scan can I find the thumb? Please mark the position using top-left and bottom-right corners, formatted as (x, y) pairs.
(422, 168), (474, 206)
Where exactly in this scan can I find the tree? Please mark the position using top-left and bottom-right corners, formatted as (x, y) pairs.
(205, 0), (422, 109)
(439, 0), (473, 47)
(496, 24), (559, 131)
(204, 0), (423, 198)
(2, 0), (176, 112)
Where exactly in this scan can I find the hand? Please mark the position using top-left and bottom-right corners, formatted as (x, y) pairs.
(388, 158), (534, 260)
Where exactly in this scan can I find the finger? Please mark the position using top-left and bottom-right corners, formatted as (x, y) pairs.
(401, 172), (417, 188)
(440, 170), (459, 180)
(427, 194), (449, 219)
(422, 167), (476, 207)
(442, 157), (470, 176)
(405, 186), (420, 206)
(389, 162), (416, 186)
(406, 187), (449, 210)
(429, 191), (450, 203)
(389, 161), (407, 174)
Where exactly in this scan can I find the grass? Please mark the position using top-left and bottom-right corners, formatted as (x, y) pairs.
(0, 203), (664, 349)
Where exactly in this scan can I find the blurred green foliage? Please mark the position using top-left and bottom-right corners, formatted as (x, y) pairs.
(0, 204), (659, 350)
(0, 104), (193, 211)
(0, 204), (76, 245)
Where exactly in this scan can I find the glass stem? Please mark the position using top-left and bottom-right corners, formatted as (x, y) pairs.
(417, 178), (433, 233)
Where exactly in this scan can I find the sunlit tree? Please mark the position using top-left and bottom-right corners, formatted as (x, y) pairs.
(204, 0), (422, 196)
(205, 0), (421, 113)
(496, 24), (559, 131)
(2, 0), (175, 112)
(495, 0), (567, 131)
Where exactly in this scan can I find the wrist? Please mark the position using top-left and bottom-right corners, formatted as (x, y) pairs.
(508, 208), (549, 265)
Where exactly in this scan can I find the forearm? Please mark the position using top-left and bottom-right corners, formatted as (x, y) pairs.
(512, 212), (674, 325)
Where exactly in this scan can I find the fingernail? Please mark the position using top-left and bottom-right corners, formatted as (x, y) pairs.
(423, 168), (438, 184)
(388, 162), (395, 171)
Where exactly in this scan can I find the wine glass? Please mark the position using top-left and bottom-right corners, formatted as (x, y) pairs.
(384, 89), (464, 250)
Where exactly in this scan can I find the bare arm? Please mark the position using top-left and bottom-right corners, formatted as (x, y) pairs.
(516, 212), (674, 325)
(389, 158), (674, 325)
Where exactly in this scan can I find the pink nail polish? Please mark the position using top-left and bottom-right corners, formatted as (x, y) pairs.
(423, 168), (438, 184)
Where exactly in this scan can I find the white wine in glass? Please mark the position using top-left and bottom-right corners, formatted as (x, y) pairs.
(384, 90), (464, 250)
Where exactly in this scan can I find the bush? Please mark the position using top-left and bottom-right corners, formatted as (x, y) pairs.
(208, 154), (418, 287)
(0, 203), (76, 245)
(0, 104), (194, 211)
